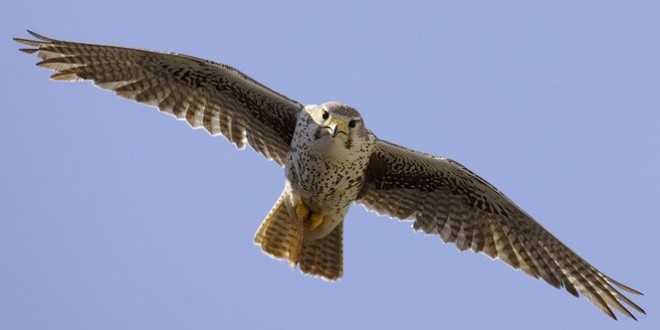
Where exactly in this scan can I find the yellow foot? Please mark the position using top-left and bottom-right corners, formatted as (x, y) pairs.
(309, 213), (324, 231)
(296, 203), (310, 223)
(295, 202), (325, 231)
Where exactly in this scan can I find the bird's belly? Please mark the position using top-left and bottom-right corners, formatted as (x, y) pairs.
(288, 157), (366, 215)
(302, 177), (360, 214)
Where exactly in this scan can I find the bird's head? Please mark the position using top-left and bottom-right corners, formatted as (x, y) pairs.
(303, 102), (368, 150)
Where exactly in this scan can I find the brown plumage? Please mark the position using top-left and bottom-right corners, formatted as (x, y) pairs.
(14, 31), (644, 320)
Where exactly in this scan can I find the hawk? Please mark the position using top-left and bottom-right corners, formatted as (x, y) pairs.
(14, 31), (644, 320)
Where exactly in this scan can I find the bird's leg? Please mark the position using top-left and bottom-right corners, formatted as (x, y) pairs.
(295, 202), (324, 231)
(308, 213), (324, 231)
(295, 203), (311, 223)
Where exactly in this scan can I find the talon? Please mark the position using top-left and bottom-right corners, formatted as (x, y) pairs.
(309, 213), (324, 230)
(296, 203), (310, 222)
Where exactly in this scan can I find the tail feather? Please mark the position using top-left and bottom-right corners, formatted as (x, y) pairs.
(254, 193), (303, 265)
(255, 190), (344, 280)
(299, 222), (343, 280)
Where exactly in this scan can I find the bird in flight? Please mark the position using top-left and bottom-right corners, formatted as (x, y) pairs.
(14, 31), (644, 320)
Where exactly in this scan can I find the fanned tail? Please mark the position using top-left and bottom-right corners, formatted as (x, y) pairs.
(254, 191), (303, 265)
(299, 222), (343, 280)
(254, 188), (344, 280)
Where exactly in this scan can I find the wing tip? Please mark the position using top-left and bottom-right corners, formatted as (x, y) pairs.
(26, 29), (52, 41)
(610, 278), (644, 296)
(14, 30), (53, 51)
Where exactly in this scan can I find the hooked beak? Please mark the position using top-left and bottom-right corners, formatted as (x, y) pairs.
(326, 118), (348, 137)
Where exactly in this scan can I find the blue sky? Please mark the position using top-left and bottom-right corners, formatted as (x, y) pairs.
(2, 1), (658, 329)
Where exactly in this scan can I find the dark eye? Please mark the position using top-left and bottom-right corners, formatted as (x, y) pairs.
(322, 111), (329, 120)
(348, 119), (358, 128)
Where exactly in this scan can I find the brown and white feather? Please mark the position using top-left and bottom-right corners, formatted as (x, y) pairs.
(357, 139), (645, 320)
(14, 30), (302, 165)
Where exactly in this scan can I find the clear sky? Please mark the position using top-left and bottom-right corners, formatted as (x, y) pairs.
(2, 1), (658, 329)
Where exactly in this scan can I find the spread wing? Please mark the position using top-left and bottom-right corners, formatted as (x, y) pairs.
(357, 139), (645, 320)
(14, 30), (303, 166)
